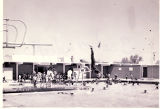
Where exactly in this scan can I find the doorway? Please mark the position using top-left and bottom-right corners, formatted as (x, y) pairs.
(143, 67), (148, 78)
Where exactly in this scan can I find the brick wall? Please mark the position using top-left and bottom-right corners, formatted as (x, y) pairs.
(110, 65), (141, 79)
(147, 65), (159, 79)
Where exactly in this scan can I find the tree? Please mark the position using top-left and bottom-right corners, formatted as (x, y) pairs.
(121, 57), (129, 63)
(130, 55), (143, 64)
(121, 54), (143, 64)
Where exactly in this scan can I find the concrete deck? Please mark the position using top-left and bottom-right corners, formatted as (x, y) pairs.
(3, 78), (159, 93)
(3, 83), (159, 108)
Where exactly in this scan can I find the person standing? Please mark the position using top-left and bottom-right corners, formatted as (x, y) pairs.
(67, 68), (73, 85)
(18, 75), (21, 82)
(33, 74), (37, 88)
(42, 72), (46, 83)
(90, 46), (96, 73)
(107, 73), (111, 84)
(3, 75), (7, 83)
(67, 68), (73, 80)
(18, 75), (23, 85)
(125, 74), (128, 84)
(125, 74), (128, 80)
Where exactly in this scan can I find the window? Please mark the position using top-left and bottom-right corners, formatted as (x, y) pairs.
(129, 67), (133, 71)
(118, 67), (122, 71)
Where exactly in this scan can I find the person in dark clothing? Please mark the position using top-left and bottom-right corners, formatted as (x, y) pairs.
(106, 73), (111, 85)
(3, 76), (7, 83)
(125, 75), (128, 80)
(135, 78), (139, 85)
(23, 74), (26, 82)
(90, 46), (96, 71)
(114, 74), (118, 80)
(90, 46), (101, 79)
(113, 74), (118, 84)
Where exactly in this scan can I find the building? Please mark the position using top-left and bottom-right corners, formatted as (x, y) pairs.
(142, 65), (159, 79)
(108, 64), (142, 79)
(3, 54), (159, 81)
(102, 64), (159, 79)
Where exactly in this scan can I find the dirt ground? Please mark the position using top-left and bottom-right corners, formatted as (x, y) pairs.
(3, 82), (159, 108)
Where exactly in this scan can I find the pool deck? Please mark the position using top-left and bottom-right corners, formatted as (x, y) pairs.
(3, 78), (159, 93)
(3, 83), (159, 108)
(71, 78), (159, 84)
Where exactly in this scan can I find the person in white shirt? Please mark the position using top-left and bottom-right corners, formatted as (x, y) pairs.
(67, 69), (73, 80)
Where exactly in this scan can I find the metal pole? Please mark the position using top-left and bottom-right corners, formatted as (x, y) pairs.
(33, 63), (35, 75)
(140, 65), (143, 78)
(63, 64), (65, 74)
(82, 69), (83, 85)
(152, 66), (153, 78)
(101, 65), (103, 78)
(33, 45), (35, 56)
(5, 19), (8, 47)
(16, 63), (18, 80)
(90, 64), (91, 79)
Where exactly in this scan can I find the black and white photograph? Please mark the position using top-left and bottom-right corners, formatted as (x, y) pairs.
(2, 0), (159, 108)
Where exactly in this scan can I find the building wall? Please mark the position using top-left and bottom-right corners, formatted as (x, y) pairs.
(3, 62), (16, 80)
(4, 61), (159, 80)
(65, 65), (71, 75)
(71, 63), (78, 69)
(103, 66), (110, 78)
(110, 65), (141, 79)
(147, 65), (159, 79)
(65, 63), (78, 74)
(54, 63), (64, 74)
(96, 64), (102, 72)
(34, 65), (48, 73)
(18, 63), (33, 75)
(3, 68), (13, 80)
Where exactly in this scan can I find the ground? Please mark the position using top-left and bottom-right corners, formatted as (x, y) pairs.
(3, 82), (159, 108)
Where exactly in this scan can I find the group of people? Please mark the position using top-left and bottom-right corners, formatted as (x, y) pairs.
(18, 74), (32, 83)
(32, 68), (60, 87)
(17, 66), (78, 87)
(104, 73), (139, 86)
(17, 67), (61, 87)
(15, 66), (159, 89)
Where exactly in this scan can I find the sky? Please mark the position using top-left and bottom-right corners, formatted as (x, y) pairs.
(3, 0), (159, 64)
